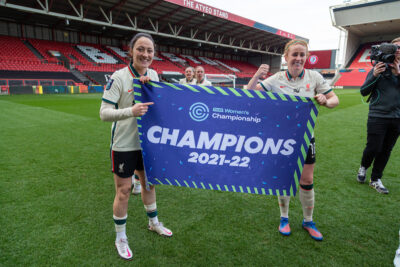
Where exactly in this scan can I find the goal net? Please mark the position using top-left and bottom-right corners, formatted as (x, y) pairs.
(205, 74), (236, 88)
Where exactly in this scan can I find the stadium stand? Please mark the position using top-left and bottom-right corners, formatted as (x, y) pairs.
(333, 42), (389, 87)
(0, 0), (305, 91)
(0, 36), (68, 72)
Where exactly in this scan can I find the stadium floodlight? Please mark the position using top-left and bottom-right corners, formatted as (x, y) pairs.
(65, 18), (69, 25)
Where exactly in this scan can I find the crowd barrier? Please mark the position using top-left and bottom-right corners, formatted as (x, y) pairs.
(3, 85), (105, 95)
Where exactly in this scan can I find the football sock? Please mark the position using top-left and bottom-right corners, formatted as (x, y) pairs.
(113, 214), (127, 241)
(144, 202), (159, 225)
(278, 196), (290, 218)
(299, 184), (314, 222)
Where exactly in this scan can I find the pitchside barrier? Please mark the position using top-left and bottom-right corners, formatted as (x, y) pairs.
(4, 85), (105, 95)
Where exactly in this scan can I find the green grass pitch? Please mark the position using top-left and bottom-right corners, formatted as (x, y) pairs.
(0, 90), (399, 266)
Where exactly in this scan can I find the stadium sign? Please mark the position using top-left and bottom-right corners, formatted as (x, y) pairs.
(134, 80), (318, 196)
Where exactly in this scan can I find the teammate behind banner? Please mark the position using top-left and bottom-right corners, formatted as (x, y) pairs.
(179, 66), (197, 85)
(247, 39), (339, 241)
(195, 66), (212, 86)
(100, 32), (172, 261)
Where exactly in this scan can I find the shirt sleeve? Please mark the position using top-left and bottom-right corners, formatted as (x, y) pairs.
(102, 72), (122, 105)
(149, 69), (159, 82)
(314, 71), (331, 95)
(259, 77), (273, 92)
(99, 101), (133, 122)
(360, 69), (379, 96)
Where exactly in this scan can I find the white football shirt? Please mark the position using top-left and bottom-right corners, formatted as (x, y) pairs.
(102, 63), (159, 151)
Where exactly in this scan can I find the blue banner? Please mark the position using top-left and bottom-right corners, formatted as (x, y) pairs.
(134, 80), (318, 196)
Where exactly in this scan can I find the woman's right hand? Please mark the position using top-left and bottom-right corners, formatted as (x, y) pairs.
(373, 62), (386, 77)
(132, 102), (154, 117)
(255, 64), (270, 79)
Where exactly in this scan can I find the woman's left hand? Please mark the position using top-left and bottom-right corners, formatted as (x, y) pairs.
(314, 94), (327, 106)
(140, 76), (151, 83)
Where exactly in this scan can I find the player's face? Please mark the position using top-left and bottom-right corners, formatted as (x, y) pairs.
(196, 67), (205, 80)
(185, 68), (194, 80)
(132, 37), (154, 71)
(285, 44), (307, 74)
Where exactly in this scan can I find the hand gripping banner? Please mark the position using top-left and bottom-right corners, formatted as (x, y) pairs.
(134, 80), (318, 196)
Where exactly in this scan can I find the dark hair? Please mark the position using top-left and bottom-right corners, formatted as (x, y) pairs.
(127, 32), (155, 60)
(129, 32), (155, 49)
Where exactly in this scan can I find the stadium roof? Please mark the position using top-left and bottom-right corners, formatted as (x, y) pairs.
(0, 0), (307, 56)
(330, 0), (400, 38)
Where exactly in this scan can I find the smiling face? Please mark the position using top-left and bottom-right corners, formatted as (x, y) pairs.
(185, 67), (194, 80)
(195, 66), (205, 81)
(131, 36), (154, 74)
(285, 43), (307, 77)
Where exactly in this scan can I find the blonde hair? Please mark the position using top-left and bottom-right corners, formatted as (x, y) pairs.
(284, 39), (309, 56)
(185, 66), (195, 72)
(391, 37), (400, 44)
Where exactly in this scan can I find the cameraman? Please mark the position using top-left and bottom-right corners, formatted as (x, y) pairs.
(357, 37), (400, 194)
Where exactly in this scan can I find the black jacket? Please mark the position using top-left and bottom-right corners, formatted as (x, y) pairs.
(360, 69), (400, 118)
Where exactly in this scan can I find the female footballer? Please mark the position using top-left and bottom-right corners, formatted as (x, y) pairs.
(247, 39), (339, 241)
(100, 33), (172, 260)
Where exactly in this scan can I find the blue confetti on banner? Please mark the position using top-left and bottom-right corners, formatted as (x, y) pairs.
(135, 80), (318, 196)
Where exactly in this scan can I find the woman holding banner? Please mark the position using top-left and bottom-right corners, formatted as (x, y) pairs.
(247, 39), (339, 241)
(100, 32), (172, 261)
